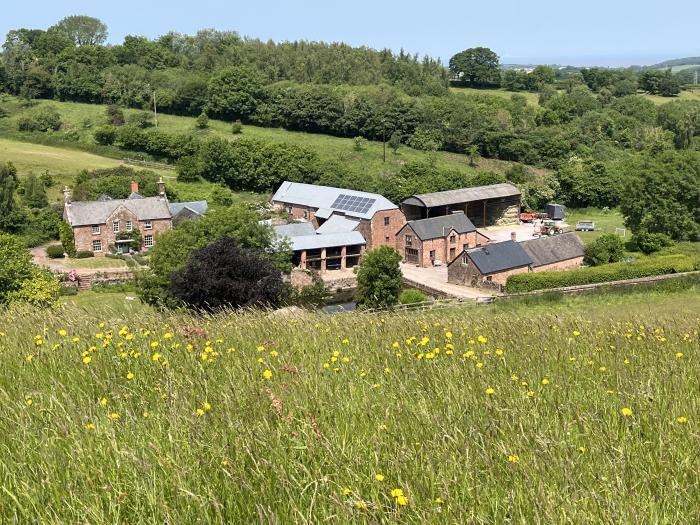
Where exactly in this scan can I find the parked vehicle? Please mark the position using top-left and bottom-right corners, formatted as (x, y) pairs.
(575, 220), (595, 232)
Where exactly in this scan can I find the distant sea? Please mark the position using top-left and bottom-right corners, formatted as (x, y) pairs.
(501, 54), (694, 68)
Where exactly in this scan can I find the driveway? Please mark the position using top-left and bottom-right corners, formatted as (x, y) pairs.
(30, 243), (130, 276)
(400, 263), (494, 299)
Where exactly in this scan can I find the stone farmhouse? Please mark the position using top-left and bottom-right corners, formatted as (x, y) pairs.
(395, 212), (491, 267)
(447, 232), (585, 290)
(63, 179), (207, 256)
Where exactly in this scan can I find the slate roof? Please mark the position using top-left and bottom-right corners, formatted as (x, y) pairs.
(273, 222), (316, 239)
(520, 233), (585, 268)
(169, 201), (208, 217)
(316, 214), (361, 234)
(403, 183), (521, 208)
(457, 240), (532, 274)
(272, 181), (397, 220)
(64, 197), (171, 227)
(287, 231), (366, 251)
(404, 212), (476, 241)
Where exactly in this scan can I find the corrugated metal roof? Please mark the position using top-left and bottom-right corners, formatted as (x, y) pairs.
(289, 231), (366, 251)
(460, 240), (532, 274)
(65, 197), (171, 227)
(316, 214), (360, 234)
(520, 233), (585, 268)
(272, 181), (397, 220)
(404, 212), (476, 241)
(169, 201), (208, 217)
(403, 183), (521, 208)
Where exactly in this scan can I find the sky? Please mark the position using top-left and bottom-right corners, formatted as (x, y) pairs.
(2, 0), (699, 67)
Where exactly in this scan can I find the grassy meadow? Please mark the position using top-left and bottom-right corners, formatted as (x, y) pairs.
(1, 287), (699, 523)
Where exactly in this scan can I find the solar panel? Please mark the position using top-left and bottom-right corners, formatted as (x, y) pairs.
(331, 194), (376, 215)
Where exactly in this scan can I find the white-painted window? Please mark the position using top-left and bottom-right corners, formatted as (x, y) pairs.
(113, 221), (120, 233)
(126, 221), (133, 232)
(144, 220), (152, 230)
(144, 235), (154, 248)
(91, 225), (101, 235)
(92, 240), (102, 252)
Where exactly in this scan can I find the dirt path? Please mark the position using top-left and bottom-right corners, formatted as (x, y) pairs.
(30, 243), (130, 276)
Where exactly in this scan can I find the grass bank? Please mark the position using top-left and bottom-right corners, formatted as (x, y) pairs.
(0, 291), (699, 523)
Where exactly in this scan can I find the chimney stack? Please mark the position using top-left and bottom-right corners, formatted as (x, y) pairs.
(131, 180), (139, 194)
(157, 176), (166, 200)
(510, 231), (517, 242)
(63, 186), (71, 205)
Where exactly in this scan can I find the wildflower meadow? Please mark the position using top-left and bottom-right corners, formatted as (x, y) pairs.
(0, 294), (698, 523)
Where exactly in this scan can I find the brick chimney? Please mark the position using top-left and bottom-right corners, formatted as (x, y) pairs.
(510, 231), (517, 241)
(63, 186), (71, 205)
(157, 176), (166, 200)
(131, 180), (139, 194)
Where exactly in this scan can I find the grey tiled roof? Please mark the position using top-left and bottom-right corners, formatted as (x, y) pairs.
(403, 183), (521, 208)
(169, 201), (208, 217)
(460, 240), (532, 274)
(520, 233), (585, 267)
(404, 212), (476, 240)
(65, 197), (171, 227)
(272, 181), (397, 220)
(316, 214), (360, 234)
(273, 222), (316, 239)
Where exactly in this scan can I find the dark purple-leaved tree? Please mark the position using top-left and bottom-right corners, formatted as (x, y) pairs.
(169, 237), (283, 311)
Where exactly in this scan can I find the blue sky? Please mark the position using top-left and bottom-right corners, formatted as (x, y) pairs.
(2, 0), (699, 66)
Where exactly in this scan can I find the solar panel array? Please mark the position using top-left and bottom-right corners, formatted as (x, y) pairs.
(331, 194), (376, 215)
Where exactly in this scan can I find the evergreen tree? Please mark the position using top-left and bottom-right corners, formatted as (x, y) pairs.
(22, 174), (48, 209)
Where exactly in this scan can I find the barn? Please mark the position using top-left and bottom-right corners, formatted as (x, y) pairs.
(401, 183), (521, 227)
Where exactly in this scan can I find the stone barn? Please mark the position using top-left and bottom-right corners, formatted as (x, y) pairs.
(401, 183), (521, 227)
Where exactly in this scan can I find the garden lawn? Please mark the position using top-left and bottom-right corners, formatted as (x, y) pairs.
(1, 289), (699, 523)
(566, 207), (626, 244)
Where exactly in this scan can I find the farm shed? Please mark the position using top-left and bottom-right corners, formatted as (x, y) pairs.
(447, 240), (531, 290)
(401, 183), (521, 227)
(520, 233), (585, 272)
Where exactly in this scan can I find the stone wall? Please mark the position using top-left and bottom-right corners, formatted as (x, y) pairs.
(396, 227), (488, 267)
(534, 256), (584, 273)
(367, 209), (406, 250)
(447, 257), (528, 290)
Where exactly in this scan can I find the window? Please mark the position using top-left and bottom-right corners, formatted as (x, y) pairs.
(144, 235), (154, 248)
(449, 235), (456, 243)
(462, 254), (469, 265)
(429, 250), (436, 259)
(144, 220), (152, 230)
(384, 217), (390, 226)
(405, 235), (412, 245)
(92, 240), (102, 252)
(126, 221), (133, 232)
(486, 276), (493, 282)
(286, 206), (293, 214)
(463, 243), (470, 252)
(91, 225), (101, 235)
(303, 210), (309, 219)
(449, 247), (456, 259)
(113, 221), (120, 233)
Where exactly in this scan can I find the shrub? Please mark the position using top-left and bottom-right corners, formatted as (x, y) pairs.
(231, 120), (243, 134)
(46, 245), (65, 258)
(127, 112), (154, 129)
(506, 254), (700, 293)
(0, 233), (34, 305)
(355, 246), (403, 309)
(352, 136), (367, 152)
(196, 112), (209, 129)
(105, 105), (125, 126)
(399, 288), (428, 305)
(58, 221), (76, 257)
(584, 233), (625, 266)
(93, 126), (117, 145)
(74, 250), (95, 259)
(33, 106), (62, 131)
(633, 231), (675, 254)
(17, 116), (40, 132)
(7, 268), (60, 308)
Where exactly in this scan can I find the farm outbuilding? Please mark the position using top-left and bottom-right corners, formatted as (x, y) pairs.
(401, 183), (521, 227)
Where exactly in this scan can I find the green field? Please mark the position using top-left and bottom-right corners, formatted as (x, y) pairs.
(566, 207), (626, 243)
(1, 287), (699, 523)
(0, 96), (550, 183)
(450, 86), (541, 105)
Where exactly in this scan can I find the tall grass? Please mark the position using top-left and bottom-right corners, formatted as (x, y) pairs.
(0, 293), (699, 523)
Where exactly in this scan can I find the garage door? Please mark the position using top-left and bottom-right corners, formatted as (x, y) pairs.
(405, 248), (419, 264)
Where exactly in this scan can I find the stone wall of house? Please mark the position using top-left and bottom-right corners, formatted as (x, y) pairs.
(396, 227), (488, 267)
(534, 256), (584, 273)
(273, 202), (317, 224)
(367, 209), (406, 250)
(72, 210), (171, 256)
(447, 257), (528, 289)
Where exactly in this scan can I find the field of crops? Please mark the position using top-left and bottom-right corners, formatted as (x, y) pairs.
(1, 289), (699, 523)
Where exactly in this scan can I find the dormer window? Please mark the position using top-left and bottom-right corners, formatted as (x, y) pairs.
(144, 220), (152, 230)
